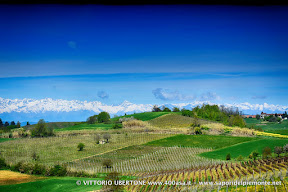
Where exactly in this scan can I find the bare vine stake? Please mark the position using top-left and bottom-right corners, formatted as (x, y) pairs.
(271, 175), (277, 192)
(245, 176), (248, 192)
(280, 175), (287, 192)
(217, 181), (221, 192)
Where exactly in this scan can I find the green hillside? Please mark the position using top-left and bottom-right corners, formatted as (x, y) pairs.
(111, 112), (179, 122)
(0, 177), (102, 192)
(145, 134), (259, 149)
(200, 138), (288, 160)
(54, 123), (112, 132)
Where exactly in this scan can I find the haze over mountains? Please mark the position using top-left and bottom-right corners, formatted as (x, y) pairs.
(0, 97), (287, 122)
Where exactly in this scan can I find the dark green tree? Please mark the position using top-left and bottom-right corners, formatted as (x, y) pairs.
(152, 105), (161, 112)
(0, 118), (3, 127)
(173, 107), (180, 112)
(4, 122), (9, 127)
(256, 114), (260, 120)
(27, 122), (30, 126)
(31, 119), (49, 137)
(87, 115), (98, 124)
(98, 112), (110, 123)
(77, 143), (85, 151)
(16, 121), (21, 128)
(226, 153), (231, 160)
(10, 121), (15, 126)
(162, 106), (171, 112)
(102, 159), (112, 168)
(249, 151), (259, 160)
(284, 111), (288, 118)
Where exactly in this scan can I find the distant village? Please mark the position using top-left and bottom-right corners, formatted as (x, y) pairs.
(243, 112), (288, 120)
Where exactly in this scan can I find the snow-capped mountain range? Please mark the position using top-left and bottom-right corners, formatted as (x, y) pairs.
(0, 97), (287, 122)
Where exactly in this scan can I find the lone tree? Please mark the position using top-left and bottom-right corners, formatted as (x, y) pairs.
(103, 133), (111, 143)
(16, 121), (21, 128)
(173, 107), (180, 112)
(162, 106), (171, 112)
(256, 114), (260, 120)
(226, 153), (231, 160)
(4, 122), (9, 127)
(152, 105), (161, 112)
(274, 146), (283, 157)
(94, 134), (101, 144)
(102, 159), (112, 168)
(31, 119), (48, 137)
(98, 112), (110, 123)
(77, 143), (85, 151)
(31, 119), (54, 137)
(249, 151), (259, 160)
(262, 146), (272, 159)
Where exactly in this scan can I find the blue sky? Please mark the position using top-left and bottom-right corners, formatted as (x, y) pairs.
(0, 5), (288, 106)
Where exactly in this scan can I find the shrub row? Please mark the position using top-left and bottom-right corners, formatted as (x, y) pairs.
(0, 157), (100, 178)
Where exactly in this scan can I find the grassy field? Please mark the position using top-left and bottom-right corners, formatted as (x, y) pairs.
(267, 129), (288, 135)
(245, 118), (288, 138)
(200, 137), (288, 160)
(244, 118), (262, 125)
(0, 176), (102, 192)
(25, 122), (78, 130)
(245, 118), (288, 130)
(0, 138), (15, 143)
(148, 114), (208, 128)
(0, 133), (172, 165)
(54, 123), (113, 132)
(144, 134), (260, 149)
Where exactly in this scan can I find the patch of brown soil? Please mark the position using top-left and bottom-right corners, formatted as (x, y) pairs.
(0, 170), (45, 185)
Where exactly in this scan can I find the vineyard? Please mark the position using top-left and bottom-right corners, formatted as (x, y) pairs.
(126, 157), (288, 192)
(0, 133), (172, 165)
(68, 147), (223, 174)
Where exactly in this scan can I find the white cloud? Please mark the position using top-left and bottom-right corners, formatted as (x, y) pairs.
(97, 91), (109, 99)
(251, 95), (267, 99)
(152, 88), (195, 101)
(200, 92), (221, 101)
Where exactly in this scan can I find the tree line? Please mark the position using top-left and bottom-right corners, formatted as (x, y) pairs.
(226, 144), (288, 161)
(152, 105), (180, 112)
(182, 104), (246, 127)
(86, 112), (111, 124)
(0, 118), (27, 132)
